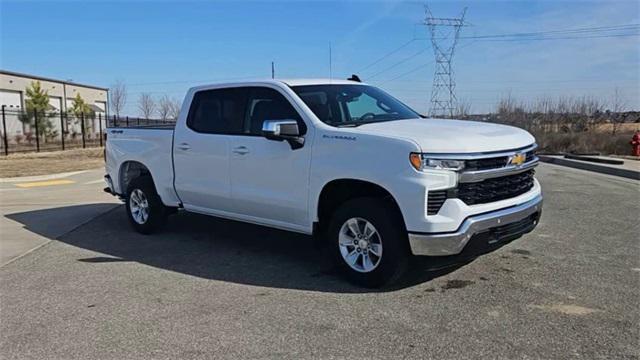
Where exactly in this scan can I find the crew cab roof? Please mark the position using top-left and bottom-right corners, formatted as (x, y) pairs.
(278, 78), (364, 86)
(188, 78), (365, 93)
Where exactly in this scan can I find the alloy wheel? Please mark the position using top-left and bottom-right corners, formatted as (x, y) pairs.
(338, 217), (383, 273)
(129, 189), (150, 225)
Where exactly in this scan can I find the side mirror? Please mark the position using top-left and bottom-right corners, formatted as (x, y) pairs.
(262, 120), (305, 150)
(262, 119), (300, 138)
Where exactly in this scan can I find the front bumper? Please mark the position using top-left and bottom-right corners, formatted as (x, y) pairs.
(408, 194), (542, 256)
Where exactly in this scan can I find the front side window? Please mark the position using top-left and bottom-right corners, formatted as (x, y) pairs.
(291, 84), (420, 127)
(245, 87), (305, 135)
(187, 88), (246, 134)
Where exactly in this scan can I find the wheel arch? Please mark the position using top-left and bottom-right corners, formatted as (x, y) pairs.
(314, 178), (407, 234)
(118, 160), (154, 195)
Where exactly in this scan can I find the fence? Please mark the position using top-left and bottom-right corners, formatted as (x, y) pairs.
(106, 116), (176, 128)
(0, 107), (176, 155)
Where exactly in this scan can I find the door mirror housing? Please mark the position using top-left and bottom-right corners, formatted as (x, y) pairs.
(262, 120), (305, 150)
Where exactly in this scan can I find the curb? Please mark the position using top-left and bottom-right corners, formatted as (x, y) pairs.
(563, 154), (624, 165)
(539, 156), (640, 181)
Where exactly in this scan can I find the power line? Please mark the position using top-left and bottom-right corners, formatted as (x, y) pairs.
(463, 23), (640, 39)
(373, 40), (477, 85)
(357, 39), (417, 74)
(364, 24), (639, 84)
(415, 24), (640, 42)
(381, 77), (638, 84)
(385, 85), (640, 93)
(365, 47), (427, 80)
(375, 61), (432, 85)
(371, 25), (636, 88)
(466, 33), (639, 42)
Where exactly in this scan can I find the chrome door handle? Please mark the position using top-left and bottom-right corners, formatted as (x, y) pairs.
(232, 146), (249, 155)
(177, 143), (190, 151)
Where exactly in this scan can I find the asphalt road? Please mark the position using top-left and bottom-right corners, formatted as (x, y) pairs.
(1, 164), (638, 359)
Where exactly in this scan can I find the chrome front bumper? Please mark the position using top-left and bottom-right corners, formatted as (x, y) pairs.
(409, 194), (543, 256)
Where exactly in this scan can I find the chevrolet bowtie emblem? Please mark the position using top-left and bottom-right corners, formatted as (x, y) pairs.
(509, 153), (526, 166)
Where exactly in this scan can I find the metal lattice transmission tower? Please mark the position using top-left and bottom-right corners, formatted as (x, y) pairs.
(424, 6), (468, 117)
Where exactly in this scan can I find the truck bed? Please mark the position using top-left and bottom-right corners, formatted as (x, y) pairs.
(105, 126), (180, 206)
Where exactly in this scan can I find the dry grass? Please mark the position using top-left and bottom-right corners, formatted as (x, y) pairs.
(0, 148), (104, 178)
(533, 130), (636, 155)
(594, 123), (639, 133)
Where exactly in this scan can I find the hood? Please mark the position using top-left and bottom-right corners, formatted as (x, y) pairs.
(355, 118), (535, 153)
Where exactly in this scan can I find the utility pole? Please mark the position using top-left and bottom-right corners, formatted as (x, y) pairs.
(423, 5), (468, 118)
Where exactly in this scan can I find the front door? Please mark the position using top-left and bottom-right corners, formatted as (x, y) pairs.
(228, 87), (312, 230)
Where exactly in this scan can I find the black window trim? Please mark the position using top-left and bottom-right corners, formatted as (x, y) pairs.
(186, 85), (308, 137)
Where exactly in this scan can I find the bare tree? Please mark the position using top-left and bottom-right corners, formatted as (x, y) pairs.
(610, 87), (628, 135)
(110, 80), (127, 118)
(158, 95), (172, 120)
(168, 98), (181, 120)
(454, 98), (471, 119)
(496, 92), (528, 129)
(137, 93), (156, 119)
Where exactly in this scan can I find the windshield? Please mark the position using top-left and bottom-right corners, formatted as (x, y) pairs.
(291, 84), (421, 127)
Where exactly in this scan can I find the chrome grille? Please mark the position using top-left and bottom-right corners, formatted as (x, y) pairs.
(463, 149), (536, 172)
(525, 150), (536, 162)
(464, 156), (509, 171)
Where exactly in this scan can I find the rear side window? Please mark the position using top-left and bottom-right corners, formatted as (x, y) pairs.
(187, 88), (247, 134)
(245, 88), (305, 136)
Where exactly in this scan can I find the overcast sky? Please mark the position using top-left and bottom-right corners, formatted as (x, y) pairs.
(1, 0), (638, 116)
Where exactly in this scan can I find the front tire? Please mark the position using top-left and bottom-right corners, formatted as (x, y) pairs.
(328, 198), (409, 288)
(125, 176), (166, 234)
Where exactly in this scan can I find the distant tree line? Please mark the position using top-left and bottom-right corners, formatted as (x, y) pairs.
(109, 80), (181, 121)
(453, 89), (638, 154)
(455, 88), (636, 134)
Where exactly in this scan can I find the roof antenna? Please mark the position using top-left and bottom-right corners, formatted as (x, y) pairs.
(347, 74), (361, 82)
(329, 42), (332, 81)
(271, 61), (275, 79)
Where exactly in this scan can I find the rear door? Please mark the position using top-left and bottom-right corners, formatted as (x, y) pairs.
(228, 87), (312, 230)
(173, 87), (247, 213)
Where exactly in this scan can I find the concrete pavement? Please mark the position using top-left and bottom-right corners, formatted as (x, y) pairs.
(0, 164), (639, 359)
(0, 169), (119, 266)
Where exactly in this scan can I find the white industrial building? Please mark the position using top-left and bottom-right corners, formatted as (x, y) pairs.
(0, 70), (109, 137)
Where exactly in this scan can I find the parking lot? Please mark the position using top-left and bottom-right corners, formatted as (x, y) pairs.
(0, 163), (638, 359)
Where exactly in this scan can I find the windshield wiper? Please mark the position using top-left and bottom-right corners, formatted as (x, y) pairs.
(335, 123), (365, 128)
(334, 118), (401, 127)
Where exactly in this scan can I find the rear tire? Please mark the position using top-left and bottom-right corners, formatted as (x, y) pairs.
(327, 197), (409, 288)
(125, 176), (166, 234)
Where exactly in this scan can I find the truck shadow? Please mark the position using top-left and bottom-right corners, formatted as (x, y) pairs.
(6, 204), (475, 293)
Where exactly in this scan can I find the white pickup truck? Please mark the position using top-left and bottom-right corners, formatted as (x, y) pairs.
(105, 79), (542, 287)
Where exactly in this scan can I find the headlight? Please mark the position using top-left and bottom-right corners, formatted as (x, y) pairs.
(410, 153), (465, 171)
